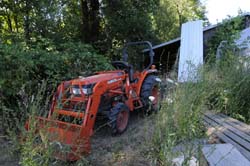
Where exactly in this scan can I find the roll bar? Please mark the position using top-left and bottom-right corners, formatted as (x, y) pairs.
(122, 41), (155, 70)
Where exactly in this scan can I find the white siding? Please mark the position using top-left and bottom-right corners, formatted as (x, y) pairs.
(178, 20), (203, 82)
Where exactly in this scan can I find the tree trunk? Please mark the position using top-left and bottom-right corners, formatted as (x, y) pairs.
(89, 0), (100, 42)
(80, 0), (100, 43)
(6, 15), (13, 32)
(175, 3), (183, 31)
(80, 0), (90, 42)
(24, 16), (30, 41)
(14, 15), (19, 33)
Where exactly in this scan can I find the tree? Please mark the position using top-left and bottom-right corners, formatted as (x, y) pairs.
(0, 0), (207, 50)
(0, 0), (64, 42)
(102, 0), (159, 47)
(153, 0), (207, 41)
(0, 0), (24, 35)
(80, 0), (100, 43)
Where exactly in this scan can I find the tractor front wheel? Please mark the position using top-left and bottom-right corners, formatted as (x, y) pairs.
(109, 103), (130, 135)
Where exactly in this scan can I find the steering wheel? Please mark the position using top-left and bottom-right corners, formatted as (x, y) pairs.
(111, 61), (129, 70)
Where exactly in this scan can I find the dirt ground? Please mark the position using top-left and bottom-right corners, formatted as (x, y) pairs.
(86, 111), (155, 166)
(0, 134), (19, 166)
(0, 111), (156, 166)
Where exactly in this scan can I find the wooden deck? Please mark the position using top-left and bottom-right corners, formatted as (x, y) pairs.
(204, 112), (250, 161)
(202, 143), (250, 166)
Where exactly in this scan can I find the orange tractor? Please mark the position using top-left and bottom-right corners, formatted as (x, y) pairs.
(25, 41), (162, 161)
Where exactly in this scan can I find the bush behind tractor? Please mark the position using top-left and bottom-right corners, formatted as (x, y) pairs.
(25, 41), (162, 161)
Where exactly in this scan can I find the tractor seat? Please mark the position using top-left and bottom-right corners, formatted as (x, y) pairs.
(111, 61), (129, 70)
(111, 61), (135, 83)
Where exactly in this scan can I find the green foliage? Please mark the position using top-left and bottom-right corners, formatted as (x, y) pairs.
(203, 13), (250, 121)
(15, 82), (90, 166)
(19, 82), (52, 166)
(151, 52), (250, 164)
(0, 41), (111, 131)
(0, 0), (208, 164)
(204, 56), (250, 122)
(102, 0), (159, 43)
(0, 0), (207, 54)
(153, 0), (207, 41)
(150, 81), (206, 165)
(206, 15), (244, 62)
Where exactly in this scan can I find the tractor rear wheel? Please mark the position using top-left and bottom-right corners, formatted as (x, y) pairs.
(140, 75), (161, 113)
(109, 103), (130, 135)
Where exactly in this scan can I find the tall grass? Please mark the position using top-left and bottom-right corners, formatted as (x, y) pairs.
(18, 81), (52, 166)
(150, 82), (207, 165)
(150, 52), (250, 165)
(2, 81), (88, 166)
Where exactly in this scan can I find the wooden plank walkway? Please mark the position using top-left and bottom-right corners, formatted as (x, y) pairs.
(203, 112), (250, 161)
(202, 143), (250, 166)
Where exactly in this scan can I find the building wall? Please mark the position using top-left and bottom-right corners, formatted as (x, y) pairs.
(244, 15), (250, 28)
(150, 14), (250, 73)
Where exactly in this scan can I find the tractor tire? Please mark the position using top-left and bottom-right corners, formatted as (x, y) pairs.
(108, 103), (130, 135)
(140, 75), (162, 113)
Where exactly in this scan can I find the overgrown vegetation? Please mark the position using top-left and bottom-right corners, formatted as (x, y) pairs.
(205, 15), (250, 121)
(1, 0), (250, 165)
(150, 15), (250, 165)
(0, 41), (111, 165)
(0, 42), (111, 133)
(151, 54), (250, 164)
(0, 0), (206, 50)
(154, 0), (207, 41)
(0, 0), (207, 139)
(205, 14), (245, 62)
(9, 82), (90, 166)
(0, 0), (206, 133)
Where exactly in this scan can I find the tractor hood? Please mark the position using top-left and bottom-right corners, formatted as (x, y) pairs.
(71, 71), (125, 85)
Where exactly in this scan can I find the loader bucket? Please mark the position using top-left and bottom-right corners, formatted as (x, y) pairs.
(26, 116), (91, 161)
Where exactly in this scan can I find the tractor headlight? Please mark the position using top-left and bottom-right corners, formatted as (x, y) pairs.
(82, 88), (91, 95)
(82, 83), (96, 95)
(72, 85), (81, 95)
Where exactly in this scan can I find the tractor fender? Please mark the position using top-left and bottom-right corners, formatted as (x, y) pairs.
(136, 69), (158, 95)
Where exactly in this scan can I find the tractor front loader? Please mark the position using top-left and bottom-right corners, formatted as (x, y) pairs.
(25, 41), (162, 161)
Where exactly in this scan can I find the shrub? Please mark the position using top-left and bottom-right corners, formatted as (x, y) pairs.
(205, 55), (250, 122)
(0, 42), (112, 132)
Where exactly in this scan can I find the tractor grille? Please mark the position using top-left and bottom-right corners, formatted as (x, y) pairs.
(54, 84), (88, 125)
(57, 114), (83, 125)
(60, 100), (87, 112)
(55, 100), (87, 125)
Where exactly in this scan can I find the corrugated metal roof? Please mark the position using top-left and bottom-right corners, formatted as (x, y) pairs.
(144, 13), (250, 52)
(149, 37), (181, 50)
(147, 24), (216, 51)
